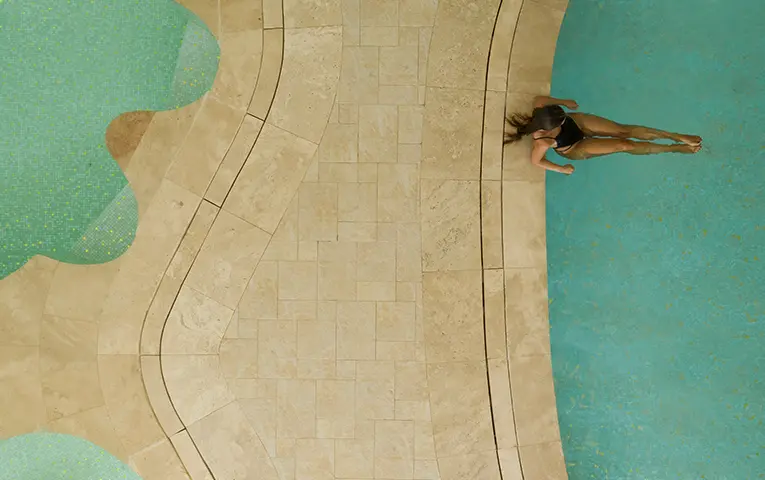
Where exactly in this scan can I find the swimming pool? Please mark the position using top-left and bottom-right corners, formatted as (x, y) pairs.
(547, 0), (765, 477)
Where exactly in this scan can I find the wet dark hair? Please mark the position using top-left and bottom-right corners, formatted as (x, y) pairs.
(504, 105), (567, 144)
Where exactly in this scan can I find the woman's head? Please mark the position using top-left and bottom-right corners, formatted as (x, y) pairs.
(504, 105), (567, 144)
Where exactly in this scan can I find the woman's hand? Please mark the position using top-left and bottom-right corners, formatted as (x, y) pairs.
(564, 100), (579, 110)
(561, 164), (575, 175)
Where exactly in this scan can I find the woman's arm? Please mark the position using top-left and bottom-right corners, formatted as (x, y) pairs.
(531, 140), (575, 175)
(532, 95), (578, 110)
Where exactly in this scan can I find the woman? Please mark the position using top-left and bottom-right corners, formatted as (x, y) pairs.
(505, 96), (702, 175)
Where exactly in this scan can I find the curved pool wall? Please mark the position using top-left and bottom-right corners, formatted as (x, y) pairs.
(547, 0), (765, 478)
(0, 0), (219, 279)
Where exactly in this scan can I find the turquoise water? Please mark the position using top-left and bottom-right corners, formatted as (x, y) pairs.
(0, 0), (219, 279)
(0, 433), (142, 480)
(548, 0), (765, 478)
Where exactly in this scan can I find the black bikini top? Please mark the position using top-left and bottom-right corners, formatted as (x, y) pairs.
(535, 116), (585, 151)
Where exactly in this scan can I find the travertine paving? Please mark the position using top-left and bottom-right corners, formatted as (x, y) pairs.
(0, 0), (569, 479)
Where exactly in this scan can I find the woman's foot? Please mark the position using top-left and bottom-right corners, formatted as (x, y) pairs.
(676, 143), (702, 154)
(677, 134), (702, 147)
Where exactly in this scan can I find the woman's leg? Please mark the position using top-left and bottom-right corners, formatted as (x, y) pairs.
(563, 138), (701, 160)
(570, 113), (702, 146)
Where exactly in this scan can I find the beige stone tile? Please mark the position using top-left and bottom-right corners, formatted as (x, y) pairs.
(319, 123), (359, 163)
(336, 301), (376, 360)
(284, 0), (342, 27)
(418, 28), (432, 87)
(162, 286), (233, 354)
(375, 419), (414, 458)
(186, 210), (271, 308)
(338, 46), (379, 103)
(263, 0), (284, 28)
(400, 0), (438, 25)
(298, 321), (336, 359)
(229, 378), (278, 399)
(279, 300), (318, 321)
(377, 302), (415, 341)
(249, 29), (284, 119)
(394, 361), (428, 401)
(482, 90), (506, 181)
(482, 180), (503, 268)
(277, 379), (317, 438)
(296, 439), (335, 479)
(165, 97), (242, 196)
(427, 361), (495, 457)
(488, 358), (517, 449)
(375, 457), (414, 479)
(395, 223), (422, 283)
(98, 180), (200, 354)
(0, 257), (56, 347)
(176, 0), (218, 34)
(360, 0), (398, 25)
(358, 163), (378, 182)
(129, 438), (189, 480)
(262, 194), (299, 261)
(188, 402), (280, 480)
(380, 45), (418, 86)
(486, 0), (522, 92)
(422, 271), (484, 362)
(507, 1), (564, 94)
(426, 0), (498, 90)
(357, 281), (396, 302)
(206, 115), (264, 206)
(278, 261), (318, 300)
(170, 430), (214, 480)
(396, 281), (417, 302)
(339, 183), (377, 222)
(377, 341), (415, 361)
(316, 380), (356, 438)
(270, 27), (343, 143)
(258, 320), (298, 378)
(398, 105), (424, 144)
(359, 105), (398, 163)
(319, 162), (358, 182)
(511, 354), (560, 446)
(379, 85), (419, 105)
(0, 346), (47, 436)
(338, 103), (359, 124)
(420, 179), (481, 272)
(99, 354), (164, 455)
(357, 241), (396, 282)
(141, 356), (183, 437)
(519, 441), (568, 480)
(44, 262), (119, 323)
(298, 183), (339, 241)
(335, 438), (374, 478)
(47, 405), (126, 460)
(505, 268), (550, 357)
(502, 180), (546, 268)
(220, 338), (260, 378)
(414, 421), (436, 460)
(437, 452), (502, 480)
(221, 0), (264, 33)
(225, 123), (317, 233)
(483, 269), (506, 360)
(39, 316), (102, 420)
(414, 459), (440, 479)
(395, 399), (430, 421)
(503, 92), (546, 182)
(355, 361), (395, 420)
(399, 26), (419, 46)
(421, 87), (483, 180)
(499, 447), (524, 480)
(239, 397), (277, 456)
(239, 260), (279, 319)
(211, 30), (263, 111)
(360, 26), (399, 45)
(341, 0), (361, 44)
(378, 163), (419, 222)
(298, 359), (337, 379)
(162, 355), (235, 425)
